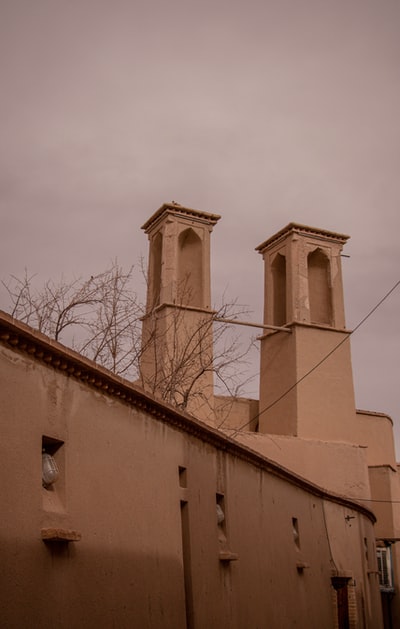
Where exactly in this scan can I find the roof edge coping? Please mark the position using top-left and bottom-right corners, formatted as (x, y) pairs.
(141, 202), (221, 232)
(256, 222), (350, 253)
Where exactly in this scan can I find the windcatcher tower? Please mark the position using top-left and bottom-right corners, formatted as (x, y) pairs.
(257, 223), (357, 441)
(140, 202), (220, 423)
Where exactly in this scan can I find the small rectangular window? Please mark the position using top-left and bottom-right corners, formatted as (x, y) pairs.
(216, 493), (238, 563)
(178, 466), (187, 488)
(216, 493), (226, 532)
(377, 547), (394, 591)
(292, 517), (300, 549)
(41, 436), (65, 512)
(42, 436), (63, 489)
(364, 537), (369, 562)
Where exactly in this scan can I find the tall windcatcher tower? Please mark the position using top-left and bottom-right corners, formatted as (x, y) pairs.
(257, 223), (357, 441)
(140, 202), (220, 422)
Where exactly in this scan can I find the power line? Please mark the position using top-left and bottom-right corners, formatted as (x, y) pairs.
(234, 279), (400, 434)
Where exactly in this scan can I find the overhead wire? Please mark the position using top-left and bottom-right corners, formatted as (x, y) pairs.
(233, 279), (400, 434)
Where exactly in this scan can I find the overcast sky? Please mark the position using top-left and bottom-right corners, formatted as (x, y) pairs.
(1, 0), (399, 452)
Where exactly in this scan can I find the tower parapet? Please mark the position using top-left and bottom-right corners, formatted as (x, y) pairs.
(142, 202), (220, 313)
(256, 222), (349, 330)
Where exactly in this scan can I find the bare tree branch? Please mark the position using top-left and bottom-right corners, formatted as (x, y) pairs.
(2, 263), (255, 417)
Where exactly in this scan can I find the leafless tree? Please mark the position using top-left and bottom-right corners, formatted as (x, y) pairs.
(2, 262), (144, 378)
(139, 290), (255, 414)
(2, 265), (256, 416)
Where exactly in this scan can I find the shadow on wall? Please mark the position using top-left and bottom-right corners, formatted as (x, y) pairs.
(0, 539), (186, 629)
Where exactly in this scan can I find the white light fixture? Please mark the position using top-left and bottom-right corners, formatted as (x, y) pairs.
(42, 451), (59, 487)
(216, 504), (225, 525)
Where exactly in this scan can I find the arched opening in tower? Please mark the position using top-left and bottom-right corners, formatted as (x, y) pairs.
(272, 252), (287, 326)
(178, 228), (203, 307)
(307, 248), (332, 325)
(151, 231), (163, 307)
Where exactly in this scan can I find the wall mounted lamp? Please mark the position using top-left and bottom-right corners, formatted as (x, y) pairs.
(42, 450), (59, 487)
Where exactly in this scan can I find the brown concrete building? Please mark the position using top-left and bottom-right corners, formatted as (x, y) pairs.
(0, 202), (398, 628)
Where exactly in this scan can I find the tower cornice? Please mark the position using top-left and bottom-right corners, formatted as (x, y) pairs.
(256, 222), (350, 254)
(141, 202), (221, 233)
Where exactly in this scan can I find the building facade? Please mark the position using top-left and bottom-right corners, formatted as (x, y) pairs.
(0, 202), (398, 628)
